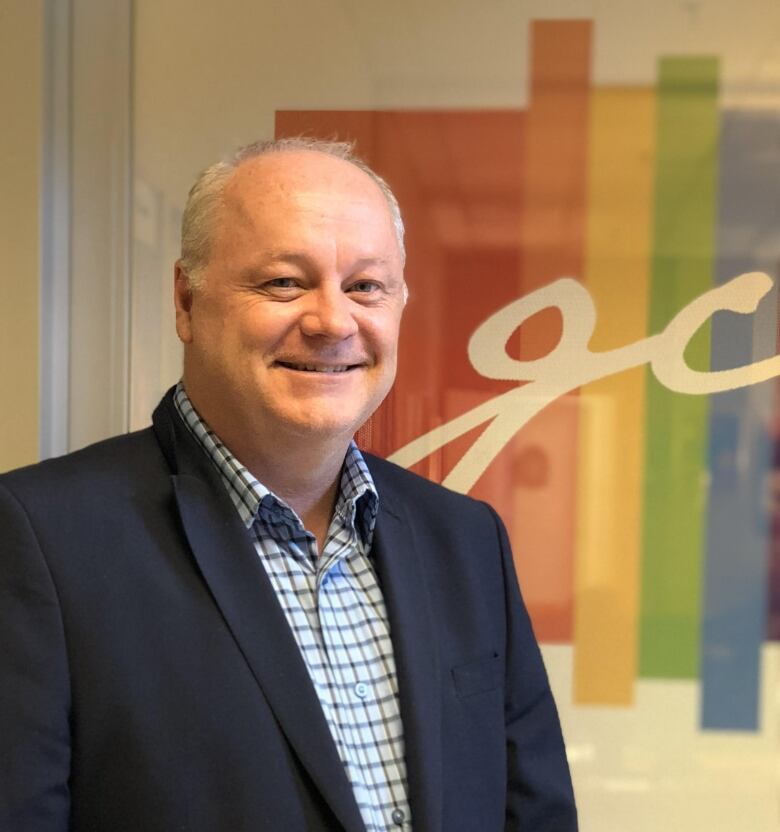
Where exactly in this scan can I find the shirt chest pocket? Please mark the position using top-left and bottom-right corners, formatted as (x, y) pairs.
(451, 651), (503, 699)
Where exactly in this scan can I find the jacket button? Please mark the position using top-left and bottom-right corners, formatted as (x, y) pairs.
(391, 808), (405, 825)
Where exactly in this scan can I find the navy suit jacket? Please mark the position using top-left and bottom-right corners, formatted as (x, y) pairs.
(0, 391), (576, 831)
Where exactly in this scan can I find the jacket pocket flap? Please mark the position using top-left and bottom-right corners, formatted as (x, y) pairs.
(451, 652), (502, 698)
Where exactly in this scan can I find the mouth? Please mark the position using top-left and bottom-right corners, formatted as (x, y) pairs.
(275, 361), (361, 374)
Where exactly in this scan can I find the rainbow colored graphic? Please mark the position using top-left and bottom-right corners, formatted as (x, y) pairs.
(277, 19), (780, 733)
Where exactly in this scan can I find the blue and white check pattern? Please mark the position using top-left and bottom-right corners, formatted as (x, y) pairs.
(174, 384), (412, 831)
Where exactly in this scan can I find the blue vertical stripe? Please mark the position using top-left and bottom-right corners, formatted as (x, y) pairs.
(701, 110), (780, 731)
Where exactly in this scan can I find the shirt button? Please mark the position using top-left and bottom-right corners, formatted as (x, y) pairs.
(354, 682), (369, 699)
(391, 808), (405, 826)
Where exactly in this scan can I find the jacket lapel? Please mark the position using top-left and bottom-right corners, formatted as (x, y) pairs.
(370, 477), (444, 832)
(154, 395), (365, 832)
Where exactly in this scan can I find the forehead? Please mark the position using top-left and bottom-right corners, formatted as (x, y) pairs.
(219, 151), (395, 242)
(204, 151), (404, 279)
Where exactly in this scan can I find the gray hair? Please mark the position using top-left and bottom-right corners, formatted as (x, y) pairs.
(179, 136), (406, 288)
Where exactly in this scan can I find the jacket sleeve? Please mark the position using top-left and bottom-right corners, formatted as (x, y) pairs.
(485, 503), (578, 831)
(0, 482), (71, 831)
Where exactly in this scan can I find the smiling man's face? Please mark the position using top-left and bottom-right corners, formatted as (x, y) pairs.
(174, 150), (406, 454)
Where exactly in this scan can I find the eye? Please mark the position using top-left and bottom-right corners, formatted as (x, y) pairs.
(265, 277), (300, 289)
(256, 276), (305, 298)
(348, 280), (380, 294)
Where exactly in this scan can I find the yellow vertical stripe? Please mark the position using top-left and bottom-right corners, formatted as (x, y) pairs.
(573, 88), (655, 704)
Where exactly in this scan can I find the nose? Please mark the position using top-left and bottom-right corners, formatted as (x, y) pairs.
(299, 286), (359, 341)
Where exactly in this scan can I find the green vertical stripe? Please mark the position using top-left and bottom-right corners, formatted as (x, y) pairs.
(639, 57), (720, 678)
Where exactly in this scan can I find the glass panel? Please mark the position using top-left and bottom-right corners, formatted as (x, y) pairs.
(132, 3), (780, 829)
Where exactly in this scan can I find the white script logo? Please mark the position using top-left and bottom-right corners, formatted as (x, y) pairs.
(389, 272), (780, 493)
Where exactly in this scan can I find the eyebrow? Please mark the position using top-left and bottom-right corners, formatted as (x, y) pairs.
(243, 251), (395, 272)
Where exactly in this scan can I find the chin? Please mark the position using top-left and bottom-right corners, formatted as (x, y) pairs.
(273, 411), (362, 441)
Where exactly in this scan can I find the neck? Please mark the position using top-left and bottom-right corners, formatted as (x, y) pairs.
(183, 384), (351, 549)
(246, 435), (350, 553)
(248, 437), (348, 532)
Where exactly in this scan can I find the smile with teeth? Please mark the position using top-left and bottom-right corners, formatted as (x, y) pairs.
(276, 361), (358, 373)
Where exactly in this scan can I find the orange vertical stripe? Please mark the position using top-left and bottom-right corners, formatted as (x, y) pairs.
(515, 20), (592, 641)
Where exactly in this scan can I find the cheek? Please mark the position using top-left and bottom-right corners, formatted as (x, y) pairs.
(189, 312), (250, 375)
(370, 336), (400, 388)
(377, 324), (402, 366)
(189, 296), (232, 342)
(239, 306), (294, 347)
(363, 310), (403, 354)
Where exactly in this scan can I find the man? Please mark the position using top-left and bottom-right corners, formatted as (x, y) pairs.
(0, 138), (577, 831)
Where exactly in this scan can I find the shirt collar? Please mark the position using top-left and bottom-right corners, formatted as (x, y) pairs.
(173, 382), (379, 547)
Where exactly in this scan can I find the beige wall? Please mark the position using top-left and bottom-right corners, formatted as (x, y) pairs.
(0, 0), (42, 472)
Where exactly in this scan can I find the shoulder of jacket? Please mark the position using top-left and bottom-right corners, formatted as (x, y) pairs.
(0, 426), (160, 492)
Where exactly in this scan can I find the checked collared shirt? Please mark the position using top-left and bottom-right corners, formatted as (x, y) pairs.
(174, 384), (412, 831)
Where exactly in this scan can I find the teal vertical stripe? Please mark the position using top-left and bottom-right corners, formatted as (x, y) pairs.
(640, 57), (720, 678)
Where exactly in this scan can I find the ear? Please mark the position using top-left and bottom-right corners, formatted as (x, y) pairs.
(174, 261), (194, 343)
